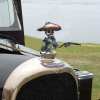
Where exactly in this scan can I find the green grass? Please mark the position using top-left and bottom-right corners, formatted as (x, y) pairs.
(25, 36), (100, 100)
(25, 36), (42, 51)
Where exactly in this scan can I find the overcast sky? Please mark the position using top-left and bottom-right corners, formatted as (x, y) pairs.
(22, 0), (100, 43)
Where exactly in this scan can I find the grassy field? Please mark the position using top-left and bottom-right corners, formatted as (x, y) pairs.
(25, 36), (100, 100)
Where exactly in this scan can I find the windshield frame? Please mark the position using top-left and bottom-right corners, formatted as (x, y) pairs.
(0, 0), (21, 31)
(0, 0), (25, 45)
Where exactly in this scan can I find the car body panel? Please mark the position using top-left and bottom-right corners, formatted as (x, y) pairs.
(2, 57), (77, 100)
(0, 54), (32, 89)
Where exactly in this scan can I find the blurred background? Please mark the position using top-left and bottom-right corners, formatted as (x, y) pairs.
(22, 0), (100, 43)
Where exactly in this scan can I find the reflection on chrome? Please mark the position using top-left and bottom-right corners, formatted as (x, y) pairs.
(0, 36), (40, 56)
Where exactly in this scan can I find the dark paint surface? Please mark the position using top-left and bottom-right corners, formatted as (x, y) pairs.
(0, 54), (32, 88)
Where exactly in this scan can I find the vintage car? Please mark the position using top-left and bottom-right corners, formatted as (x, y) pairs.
(0, 0), (93, 100)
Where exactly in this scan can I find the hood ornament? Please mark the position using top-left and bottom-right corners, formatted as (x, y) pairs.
(37, 22), (62, 60)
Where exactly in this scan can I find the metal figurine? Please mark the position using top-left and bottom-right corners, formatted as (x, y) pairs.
(41, 30), (58, 53)
(37, 22), (61, 59)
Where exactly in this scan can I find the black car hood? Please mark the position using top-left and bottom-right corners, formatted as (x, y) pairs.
(0, 54), (33, 88)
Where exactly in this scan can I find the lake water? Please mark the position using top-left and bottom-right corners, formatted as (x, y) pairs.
(22, 0), (100, 43)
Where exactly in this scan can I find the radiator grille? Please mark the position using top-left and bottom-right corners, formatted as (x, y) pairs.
(16, 73), (78, 100)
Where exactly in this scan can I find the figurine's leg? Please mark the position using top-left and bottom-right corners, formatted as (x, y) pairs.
(51, 37), (58, 49)
(41, 38), (50, 52)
